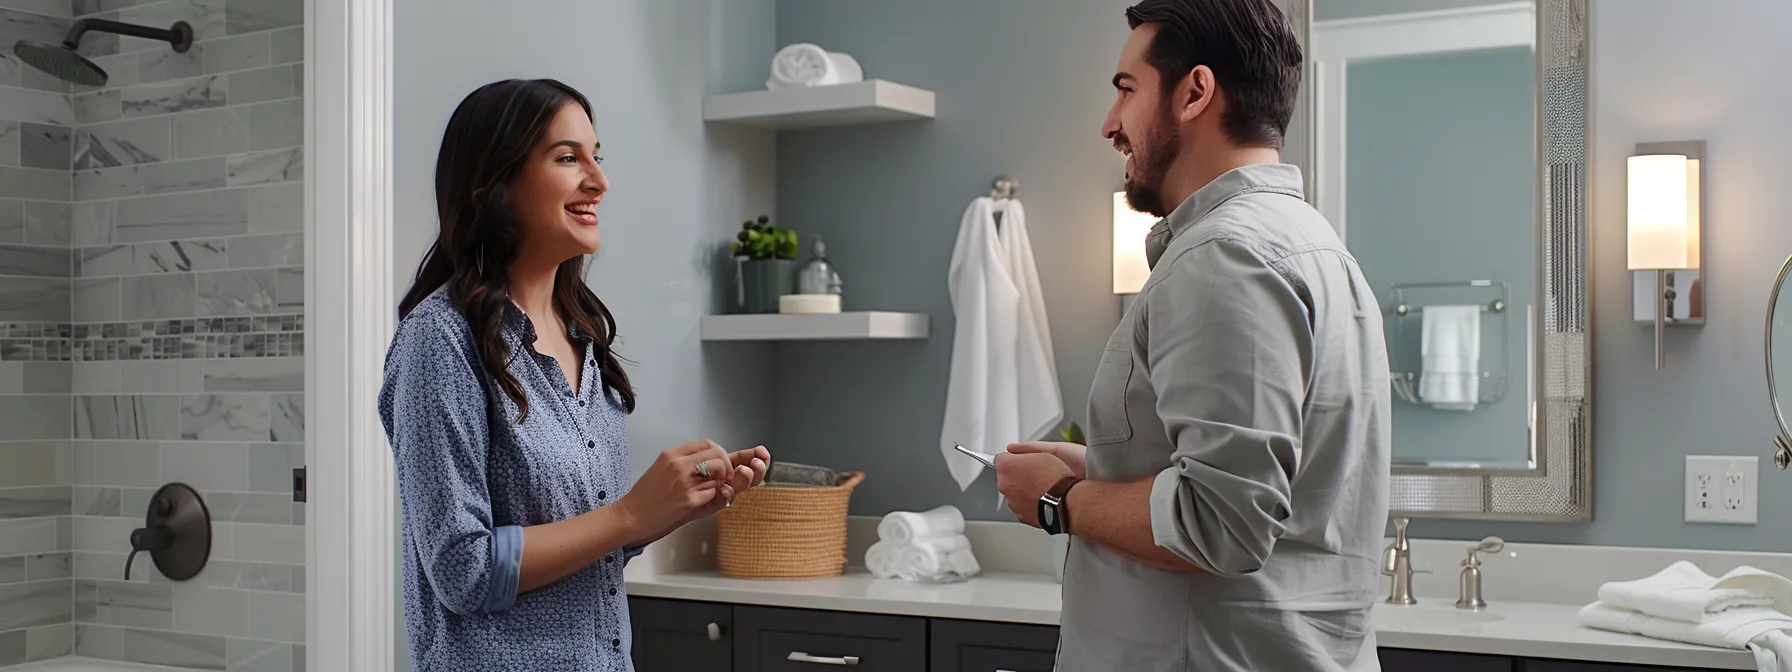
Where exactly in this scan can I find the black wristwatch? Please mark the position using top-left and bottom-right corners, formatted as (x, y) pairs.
(1038, 476), (1083, 536)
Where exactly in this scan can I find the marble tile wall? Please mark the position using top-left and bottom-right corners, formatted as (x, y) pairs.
(0, 0), (305, 668)
(0, 1), (78, 667)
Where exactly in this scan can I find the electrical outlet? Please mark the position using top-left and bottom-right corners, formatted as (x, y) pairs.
(1686, 456), (1758, 524)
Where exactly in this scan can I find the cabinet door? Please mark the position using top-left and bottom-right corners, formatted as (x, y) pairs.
(929, 619), (1060, 672)
(734, 605), (927, 671)
(630, 597), (732, 672)
(1379, 648), (1514, 672)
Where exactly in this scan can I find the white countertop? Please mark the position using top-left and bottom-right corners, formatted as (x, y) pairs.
(625, 569), (1760, 670)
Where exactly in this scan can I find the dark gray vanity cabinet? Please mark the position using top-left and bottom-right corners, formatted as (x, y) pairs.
(928, 619), (1060, 672)
(629, 597), (734, 671)
(1378, 648), (1516, 672)
(733, 605), (928, 671)
(1526, 662), (1730, 672)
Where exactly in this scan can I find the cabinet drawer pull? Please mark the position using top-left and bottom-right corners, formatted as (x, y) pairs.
(706, 622), (721, 641)
(787, 651), (860, 665)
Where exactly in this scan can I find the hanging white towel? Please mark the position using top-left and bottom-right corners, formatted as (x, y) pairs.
(765, 43), (863, 90)
(1752, 630), (1792, 672)
(1596, 561), (1792, 623)
(1418, 304), (1481, 411)
(940, 196), (1064, 491)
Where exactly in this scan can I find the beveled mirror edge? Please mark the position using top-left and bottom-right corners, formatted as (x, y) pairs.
(1388, 0), (1593, 522)
(1765, 254), (1792, 468)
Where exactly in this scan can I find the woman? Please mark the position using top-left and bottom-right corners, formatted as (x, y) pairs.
(378, 78), (771, 671)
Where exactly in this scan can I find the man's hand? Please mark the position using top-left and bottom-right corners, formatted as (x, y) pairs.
(1006, 441), (1087, 478)
(993, 451), (1075, 528)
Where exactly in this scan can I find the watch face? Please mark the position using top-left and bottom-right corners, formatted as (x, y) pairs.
(1042, 505), (1058, 529)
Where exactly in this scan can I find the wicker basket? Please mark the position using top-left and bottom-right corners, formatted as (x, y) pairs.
(714, 471), (865, 579)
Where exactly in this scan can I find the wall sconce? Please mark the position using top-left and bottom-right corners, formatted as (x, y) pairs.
(1113, 192), (1155, 308)
(1626, 140), (1705, 370)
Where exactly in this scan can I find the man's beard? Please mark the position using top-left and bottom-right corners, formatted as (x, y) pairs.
(1122, 107), (1182, 218)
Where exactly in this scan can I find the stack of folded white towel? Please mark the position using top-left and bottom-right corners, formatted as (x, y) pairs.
(1578, 560), (1792, 671)
(865, 505), (981, 584)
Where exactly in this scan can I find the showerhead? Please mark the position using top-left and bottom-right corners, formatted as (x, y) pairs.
(13, 40), (108, 87)
(12, 18), (192, 86)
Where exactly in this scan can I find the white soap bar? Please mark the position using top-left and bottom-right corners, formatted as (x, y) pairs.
(779, 294), (841, 314)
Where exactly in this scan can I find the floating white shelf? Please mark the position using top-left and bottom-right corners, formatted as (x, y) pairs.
(702, 80), (936, 129)
(700, 311), (929, 341)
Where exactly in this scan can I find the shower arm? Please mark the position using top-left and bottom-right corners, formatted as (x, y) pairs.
(62, 18), (191, 51)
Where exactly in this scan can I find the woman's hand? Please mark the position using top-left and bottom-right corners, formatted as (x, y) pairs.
(615, 439), (731, 539)
(678, 445), (772, 524)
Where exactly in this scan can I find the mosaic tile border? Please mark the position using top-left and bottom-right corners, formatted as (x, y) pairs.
(0, 317), (306, 362)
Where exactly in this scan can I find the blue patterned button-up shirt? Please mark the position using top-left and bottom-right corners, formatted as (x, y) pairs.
(379, 288), (640, 671)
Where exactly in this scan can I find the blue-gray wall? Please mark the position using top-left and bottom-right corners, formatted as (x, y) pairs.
(1409, 0), (1792, 552)
(1345, 46), (1536, 466)
(765, 0), (1139, 521)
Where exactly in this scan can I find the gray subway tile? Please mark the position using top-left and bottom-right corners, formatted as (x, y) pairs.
(74, 89), (123, 124)
(0, 627), (22, 666)
(22, 361), (70, 393)
(18, 122), (71, 170)
(203, 357), (300, 391)
(274, 266), (299, 311)
(74, 116), (171, 169)
(202, 31), (267, 74)
(121, 273), (197, 320)
(180, 394), (270, 441)
(225, 147), (299, 186)
(137, 238), (228, 273)
(0, 556), (22, 583)
(26, 552), (71, 581)
(0, 167), (71, 200)
(246, 98), (299, 151)
(74, 623), (227, 669)
(78, 244), (133, 277)
(226, 232), (298, 268)
(0, 120), (18, 166)
(227, 638), (293, 672)
(246, 443), (300, 493)
(0, 277), (71, 321)
(0, 0), (72, 19)
(0, 442), (63, 487)
(0, 244), (71, 277)
(137, 42), (203, 84)
(226, 65), (290, 105)
(0, 199), (23, 243)
(25, 622), (72, 662)
(172, 106), (248, 159)
(117, 0), (223, 52)
(160, 441), (246, 491)
(22, 200), (71, 246)
(0, 487), (71, 519)
(0, 579), (72, 630)
(77, 579), (171, 628)
(225, 0), (299, 34)
(74, 165), (142, 200)
(268, 27), (300, 65)
(0, 394), (71, 440)
(114, 188), (248, 242)
(270, 393), (301, 442)
(0, 63), (74, 125)
(142, 156), (226, 194)
(246, 590), (301, 642)
(245, 182), (299, 233)
(71, 201), (116, 245)
(0, 518), (60, 555)
(198, 269), (275, 316)
(123, 74), (225, 118)
(207, 492), (288, 524)
(74, 397), (179, 441)
(73, 486), (121, 516)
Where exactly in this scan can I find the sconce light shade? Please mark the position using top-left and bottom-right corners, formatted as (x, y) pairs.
(1627, 153), (1702, 271)
(1113, 191), (1155, 294)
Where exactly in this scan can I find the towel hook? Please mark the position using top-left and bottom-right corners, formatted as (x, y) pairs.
(989, 174), (1017, 200)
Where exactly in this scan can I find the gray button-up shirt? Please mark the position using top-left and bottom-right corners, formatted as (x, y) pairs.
(1058, 163), (1392, 671)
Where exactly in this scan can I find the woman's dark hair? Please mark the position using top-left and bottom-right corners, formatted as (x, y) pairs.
(397, 78), (635, 420)
(1125, 0), (1304, 149)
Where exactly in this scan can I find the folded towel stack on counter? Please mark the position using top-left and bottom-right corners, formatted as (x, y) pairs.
(866, 505), (980, 584)
(1577, 560), (1792, 671)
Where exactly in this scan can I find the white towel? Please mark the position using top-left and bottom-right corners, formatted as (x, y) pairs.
(1419, 304), (1481, 410)
(765, 43), (863, 90)
(1579, 601), (1792, 651)
(1752, 630), (1792, 672)
(865, 540), (903, 580)
(1596, 561), (1792, 622)
(900, 534), (980, 580)
(877, 505), (965, 545)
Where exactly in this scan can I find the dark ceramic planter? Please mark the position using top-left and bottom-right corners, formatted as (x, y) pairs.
(740, 259), (796, 313)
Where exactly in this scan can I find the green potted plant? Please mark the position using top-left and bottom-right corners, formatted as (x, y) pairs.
(730, 215), (799, 313)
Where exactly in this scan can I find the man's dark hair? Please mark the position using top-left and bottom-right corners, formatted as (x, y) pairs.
(1125, 0), (1303, 148)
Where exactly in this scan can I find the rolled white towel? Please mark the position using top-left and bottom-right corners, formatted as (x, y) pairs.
(766, 43), (863, 90)
(900, 535), (980, 580)
(865, 540), (902, 580)
(877, 505), (965, 545)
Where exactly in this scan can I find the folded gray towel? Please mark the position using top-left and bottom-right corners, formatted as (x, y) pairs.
(764, 461), (840, 488)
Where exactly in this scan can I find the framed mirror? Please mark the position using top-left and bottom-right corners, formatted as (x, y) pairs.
(1307, 0), (1592, 521)
(1767, 255), (1792, 470)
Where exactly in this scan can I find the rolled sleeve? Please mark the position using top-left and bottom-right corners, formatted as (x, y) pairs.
(1142, 238), (1310, 578)
(382, 316), (516, 616)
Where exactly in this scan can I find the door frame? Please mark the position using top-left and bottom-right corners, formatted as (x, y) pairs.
(305, 0), (399, 668)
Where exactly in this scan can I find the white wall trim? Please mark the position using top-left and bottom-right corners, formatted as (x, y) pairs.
(306, 0), (397, 666)
(1312, 2), (1535, 241)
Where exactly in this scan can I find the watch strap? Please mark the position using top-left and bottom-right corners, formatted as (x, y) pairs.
(1044, 476), (1083, 534)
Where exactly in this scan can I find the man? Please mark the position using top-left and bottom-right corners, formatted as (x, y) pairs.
(992, 1), (1392, 670)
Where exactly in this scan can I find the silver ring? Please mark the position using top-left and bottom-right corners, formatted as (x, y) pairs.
(695, 461), (710, 479)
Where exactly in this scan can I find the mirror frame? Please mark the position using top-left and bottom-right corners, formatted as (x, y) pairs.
(1300, 0), (1593, 522)
(1766, 255), (1792, 468)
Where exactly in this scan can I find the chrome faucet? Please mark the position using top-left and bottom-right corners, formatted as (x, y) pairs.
(1381, 517), (1427, 604)
(1455, 536), (1506, 611)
